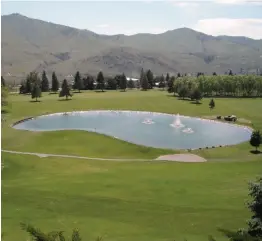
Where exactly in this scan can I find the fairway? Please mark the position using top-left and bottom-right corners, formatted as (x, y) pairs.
(1, 90), (262, 241)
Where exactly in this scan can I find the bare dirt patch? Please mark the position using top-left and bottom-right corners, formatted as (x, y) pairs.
(155, 154), (207, 162)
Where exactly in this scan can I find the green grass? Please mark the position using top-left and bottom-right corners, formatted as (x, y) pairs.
(2, 153), (262, 241)
(2, 90), (262, 241)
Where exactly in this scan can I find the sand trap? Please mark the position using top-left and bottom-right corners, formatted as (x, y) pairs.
(155, 154), (207, 162)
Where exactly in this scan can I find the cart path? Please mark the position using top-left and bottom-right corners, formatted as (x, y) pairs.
(1, 150), (207, 162)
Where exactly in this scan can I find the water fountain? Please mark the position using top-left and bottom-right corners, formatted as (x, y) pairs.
(170, 114), (185, 128)
(182, 127), (194, 134)
(142, 118), (154, 124)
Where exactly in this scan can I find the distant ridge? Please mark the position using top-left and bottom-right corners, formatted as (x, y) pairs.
(2, 13), (262, 79)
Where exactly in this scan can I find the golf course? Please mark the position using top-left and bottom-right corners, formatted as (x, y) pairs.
(2, 90), (262, 241)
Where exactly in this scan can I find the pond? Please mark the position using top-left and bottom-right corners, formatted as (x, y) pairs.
(13, 110), (252, 150)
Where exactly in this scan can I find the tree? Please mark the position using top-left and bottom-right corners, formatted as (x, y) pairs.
(209, 98), (215, 109)
(167, 76), (175, 93)
(146, 69), (154, 89)
(83, 76), (94, 90)
(141, 73), (149, 91)
(73, 71), (83, 92)
(247, 176), (262, 238)
(127, 79), (135, 89)
(51, 72), (59, 93)
(1, 76), (6, 87)
(31, 82), (41, 102)
(191, 88), (203, 103)
(59, 79), (72, 100)
(139, 68), (144, 88)
(229, 69), (233, 76)
(165, 73), (170, 89)
(213, 72), (217, 76)
(41, 70), (49, 92)
(96, 71), (105, 92)
(25, 74), (32, 93)
(19, 81), (26, 94)
(106, 77), (117, 90)
(21, 223), (82, 241)
(178, 86), (188, 99)
(119, 73), (127, 91)
(250, 130), (261, 152)
(1, 85), (8, 109)
(159, 74), (165, 90)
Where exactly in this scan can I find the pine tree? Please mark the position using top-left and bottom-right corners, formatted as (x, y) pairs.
(59, 79), (72, 100)
(73, 71), (83, 92)
(141, 72), (149, 91)
(20, 223), (82, 241)
(159, 74), (165, 90)
(209, 99), (215, 109)
(127, 79), (135, 89)
(25, 75), (32, 93)
(41, 71), (49, 92)
(51, 72), (59, 93)
(250, 130), (261, 152)
(146, 70), (154, 89)
(139, 68), (144, 88)
(1, 76), (6, 87)
(167, 76), (174, 93)
(106, 77), (117, 90)
(96, 71), (105, 92)
(25, 72), (39, 94)
(165, 73), (170, 89)
(119, 73), (127, 91)
(31, 82), (41, 102)
(83, 76), (94, 90)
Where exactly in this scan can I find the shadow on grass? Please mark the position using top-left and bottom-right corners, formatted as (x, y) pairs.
(72, 91), (82, 93)
(250, 150), (262, 154)
(58, 98), (72, 101)
(48, 92), (58, 95)
(1, 109), (9, 114)
(95, 90), (107, 93)
(29, 100), (41, 103)
(190, 101), (202, 105)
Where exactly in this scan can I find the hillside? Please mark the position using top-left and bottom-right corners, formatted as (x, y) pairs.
(1, 13), (262, 80)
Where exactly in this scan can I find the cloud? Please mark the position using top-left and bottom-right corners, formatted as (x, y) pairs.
(172, 2), (199, 7)
(168, 0), (200, 7)
(167, 0), (262, 5)
(214, 0), (262, 4)
(194, 18), (262, 39)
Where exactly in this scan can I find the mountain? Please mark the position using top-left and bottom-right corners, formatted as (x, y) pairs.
(1, 13), (262, 80)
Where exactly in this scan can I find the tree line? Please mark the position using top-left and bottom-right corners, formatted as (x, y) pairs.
(172, 75), (262, 99)
(7, 68), (262, 102)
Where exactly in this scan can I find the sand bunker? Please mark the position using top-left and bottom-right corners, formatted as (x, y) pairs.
(155, 154), (207, 162)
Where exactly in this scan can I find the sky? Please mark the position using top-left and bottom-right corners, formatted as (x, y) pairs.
(1, 0), (262, 39)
